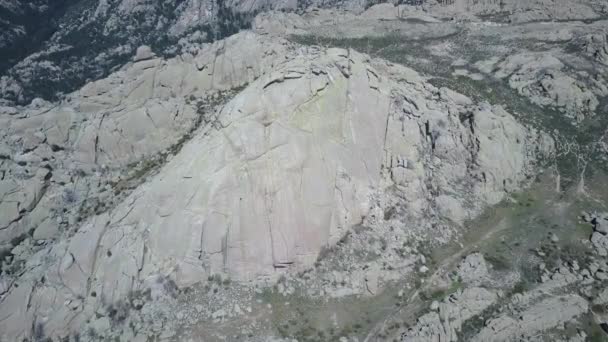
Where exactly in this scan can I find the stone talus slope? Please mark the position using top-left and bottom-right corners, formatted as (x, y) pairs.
(0, 33), (551, 340)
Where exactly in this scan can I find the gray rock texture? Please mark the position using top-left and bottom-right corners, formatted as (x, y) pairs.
(402, 287), (498, 342)
(472, 295), (588, 342)
(0, 31), (553, 340)
(2, 2), (607, 342)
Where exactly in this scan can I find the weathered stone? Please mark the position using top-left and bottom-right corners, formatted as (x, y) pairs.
(403, 287), (498, 342)
(32, 218), (59, 240)
(0, 27), (556, 342)
(472, 295), (588, 342)
(592, 231), (608, 256)
(134, 45), (155, 62)
(477, 52), (603, 122)
(583, 33), (608, 65)
(457, 253), (489, 285)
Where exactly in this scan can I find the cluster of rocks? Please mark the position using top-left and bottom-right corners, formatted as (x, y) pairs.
(428, 0), (606, 22)
(2, 1), (607, 341)
(582, 211), (608, 256)
(401, 245), (607, 342)
(456, 252), (490, 286)
(473, 51), (608, 123)
(402, 286), (500, 341)
(0, 0), (260, 105)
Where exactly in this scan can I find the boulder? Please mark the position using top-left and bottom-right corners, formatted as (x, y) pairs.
(477, 52), (603, 122)
(457, 253), (489, 285)
(403, 287), (498, 342)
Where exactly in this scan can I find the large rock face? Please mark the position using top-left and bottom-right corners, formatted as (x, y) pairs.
(0, 32), (287, 252)
(0, 31), (552, 340)
(0, 0), (376, 106)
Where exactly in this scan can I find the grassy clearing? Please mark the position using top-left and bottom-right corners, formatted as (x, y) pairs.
(257, 285), (404, 342)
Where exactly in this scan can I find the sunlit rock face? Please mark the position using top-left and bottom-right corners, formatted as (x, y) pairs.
(0, 31), (553, 340)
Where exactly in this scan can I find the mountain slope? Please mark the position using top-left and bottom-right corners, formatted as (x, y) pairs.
(0, 1), (607, 342)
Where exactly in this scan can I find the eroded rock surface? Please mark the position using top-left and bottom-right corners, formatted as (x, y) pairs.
(0, 33), (293, 341)
(457, 253), (490, 285)
(475, 52), (606, 122)
(427, 0), (605, 22)
(402, 287), (498, 342)
(473, 295), (588, 342)
(0, 32), (286, 252)
(583, 33), (608, 65)
(0, 30), (553, 340)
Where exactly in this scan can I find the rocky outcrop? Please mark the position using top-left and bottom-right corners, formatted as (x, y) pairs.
(591, 232), (608, 256)
(472, 295), (588, 341)
(583, 212), (608, 256)
(475, 52), (606, 122)
(0, 31), (288, 294)
(401, 246), (599, 342)
(426, 0), (602, 22)
(254, 6), (459, 40)
(402, 287), (498, 342)
(0, 31), (553, 340)
(2, 0), (607, 106)
(0, 0), (74, 73)
(457, 253), (490, 285)
(583, 33), (608, 65)
(0, 0), (389, 106)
